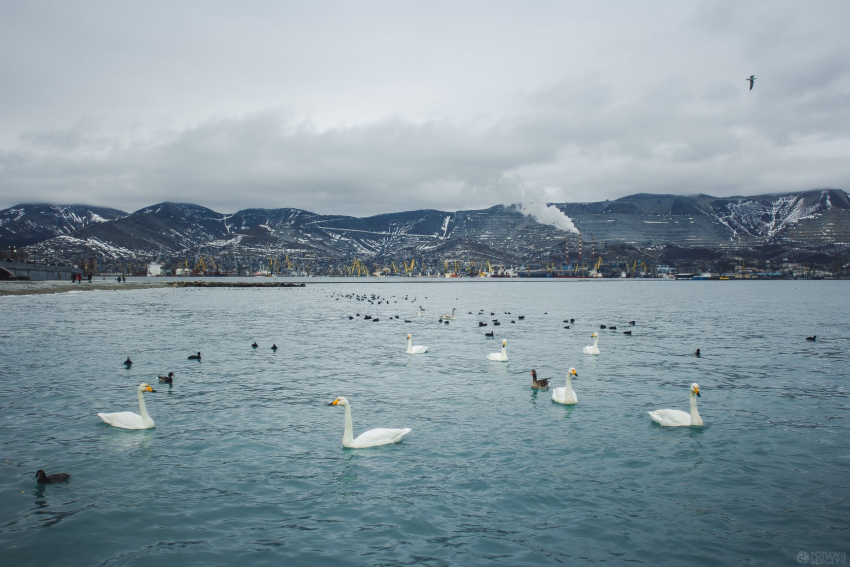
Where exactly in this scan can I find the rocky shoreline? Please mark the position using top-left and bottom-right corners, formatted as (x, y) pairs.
(0, 280), (169, 296)
(0, 279), (307, 296)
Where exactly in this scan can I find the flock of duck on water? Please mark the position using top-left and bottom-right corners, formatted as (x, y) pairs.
(36, 289), (709, 483)
(324, 290), (705, 449)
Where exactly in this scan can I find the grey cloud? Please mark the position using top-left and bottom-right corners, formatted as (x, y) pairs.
(1, 1), (848, 214)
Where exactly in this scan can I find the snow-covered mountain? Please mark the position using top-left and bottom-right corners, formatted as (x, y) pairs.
(9, 189), (850, 269)
(706, 190), (850, 243)
(0, 204), (127, 247)
(557, 189), (850, 249)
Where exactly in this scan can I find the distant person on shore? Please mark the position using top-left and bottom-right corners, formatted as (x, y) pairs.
(71, 273), (76, 283)
(77, 273), (82, 283)
(87, 274), (92, 283)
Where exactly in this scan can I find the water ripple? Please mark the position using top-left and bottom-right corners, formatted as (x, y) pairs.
(1, 281), (848, 565)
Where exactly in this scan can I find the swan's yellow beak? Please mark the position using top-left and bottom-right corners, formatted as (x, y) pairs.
(407, 334), (411, 339)
(145, 385), (154, 392)
(571, 369), (578, 377)
(694, 387), (700, 397)
(329, 399), (339, 406)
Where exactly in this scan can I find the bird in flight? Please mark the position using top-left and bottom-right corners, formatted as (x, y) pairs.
(747, 75), (756, 90)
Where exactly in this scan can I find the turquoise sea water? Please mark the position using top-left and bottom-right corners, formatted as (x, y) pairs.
(0, 280), (848, 566)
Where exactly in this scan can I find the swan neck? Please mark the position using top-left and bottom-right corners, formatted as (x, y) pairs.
(593, 336), (599, 347)
(342, 403), (354, 446)
(406, 337), (412, 353)
(689, 392), (702, 425)
(501, 345), (507, 361)
(137, 389), (151, 422)
(566, 374), (573, 394)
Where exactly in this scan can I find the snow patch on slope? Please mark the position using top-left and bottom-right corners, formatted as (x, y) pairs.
(712, 193), (823, 241)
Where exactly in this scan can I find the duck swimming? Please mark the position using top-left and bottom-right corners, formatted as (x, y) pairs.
(271, 344), (278, 350)
(124, 357), (132, 367)
(805, 335), (817, 342)
(35, 470), (70, 484)
(251, 342), (258, 348)
(157, 372), (174, 383)
(530, 369), (550, 389)
(188, 352), (201, 360)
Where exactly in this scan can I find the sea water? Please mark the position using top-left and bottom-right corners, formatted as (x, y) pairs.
(0, 280), (847, 566)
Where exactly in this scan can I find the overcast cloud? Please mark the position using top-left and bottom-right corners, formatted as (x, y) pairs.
(1, 0), (849, 216)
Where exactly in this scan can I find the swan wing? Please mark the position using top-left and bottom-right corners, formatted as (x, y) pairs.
(551, 387), (577, 404)
(98, 411), (153, 430)
(352, 427), (412, 448)
(411, 345), (428, 354)
(648, 409), (691, 427)
(487, 352), (500, 360)
(552, 387), (565, 403)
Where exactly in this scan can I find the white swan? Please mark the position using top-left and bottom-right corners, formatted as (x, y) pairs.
(439, 308), (456, 321)
(98, 383), (156, 429)
(648, 383), (703, 427)
(552, 367), (578, 405)
(415, 309), (422, 317)
(487, 339), (508, 361)
(406, 333), (428, 354)
(583, 332), (600, 355)
(328, 397), (411, 448)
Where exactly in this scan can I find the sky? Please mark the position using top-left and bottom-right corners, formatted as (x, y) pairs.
(1, 0), (849, 217)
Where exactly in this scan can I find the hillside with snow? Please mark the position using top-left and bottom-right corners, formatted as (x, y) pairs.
(7, 189), (849, 271)
(0, 204), (127, 248)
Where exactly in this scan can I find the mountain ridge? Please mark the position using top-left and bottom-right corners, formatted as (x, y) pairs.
(4, 189), (849, 272)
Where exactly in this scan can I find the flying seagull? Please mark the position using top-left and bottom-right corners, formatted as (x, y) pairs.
(747, 75), (756, 90)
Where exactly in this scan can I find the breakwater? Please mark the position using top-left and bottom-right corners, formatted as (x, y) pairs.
(169, 280), (305, 288)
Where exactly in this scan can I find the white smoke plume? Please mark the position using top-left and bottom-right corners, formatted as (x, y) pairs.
(516, 201), (579, 234)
